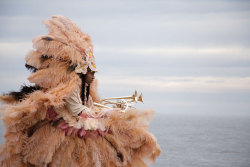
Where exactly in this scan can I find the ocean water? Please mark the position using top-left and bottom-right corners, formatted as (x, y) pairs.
(1, 114), (250, 167)
(150, 114), (250, 167)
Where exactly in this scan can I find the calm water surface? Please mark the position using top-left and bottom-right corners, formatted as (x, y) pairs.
(150, 114), (250, 167)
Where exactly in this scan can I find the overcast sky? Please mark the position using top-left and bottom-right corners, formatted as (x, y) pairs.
(0, 0), (250, 116)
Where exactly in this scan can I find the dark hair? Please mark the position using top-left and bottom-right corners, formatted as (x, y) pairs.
(79, 74), (90, 105)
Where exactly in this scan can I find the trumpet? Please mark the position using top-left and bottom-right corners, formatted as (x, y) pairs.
(94, 90), (144, 112)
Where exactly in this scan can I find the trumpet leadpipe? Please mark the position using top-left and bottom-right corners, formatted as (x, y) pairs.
(93, 102), (112, 109)
(101, 96), (133, 101)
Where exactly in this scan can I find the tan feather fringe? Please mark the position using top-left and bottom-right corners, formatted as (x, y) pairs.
(1, 104), (161, 167)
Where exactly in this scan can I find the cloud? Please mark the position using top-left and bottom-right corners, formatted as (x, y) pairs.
(2, 41), (249, 61)
(1, 0), (250, 47)
(0, 71), (30, 93)
(98, 76), (250, 93)
(0, 42), (31, 57)
(1, 0), (250, 16)
(95, 46), (250, 59)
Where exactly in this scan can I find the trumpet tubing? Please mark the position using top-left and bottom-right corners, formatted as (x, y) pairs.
(94, 91), (143, 112)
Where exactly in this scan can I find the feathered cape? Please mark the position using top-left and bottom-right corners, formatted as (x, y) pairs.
(0, 78), (161, 167)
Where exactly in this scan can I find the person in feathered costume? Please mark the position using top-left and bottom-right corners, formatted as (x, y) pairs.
(0, 15), (161, 167)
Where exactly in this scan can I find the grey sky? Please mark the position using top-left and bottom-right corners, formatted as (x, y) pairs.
(0, 0), (250, 115)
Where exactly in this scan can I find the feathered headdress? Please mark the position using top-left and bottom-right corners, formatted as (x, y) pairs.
(26, 15), (97, 74)
(0, 15), (101, 104)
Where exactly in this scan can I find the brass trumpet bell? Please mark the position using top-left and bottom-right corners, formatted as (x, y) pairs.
(138, 93), (144, 103)
(127, 92), (143, 103)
